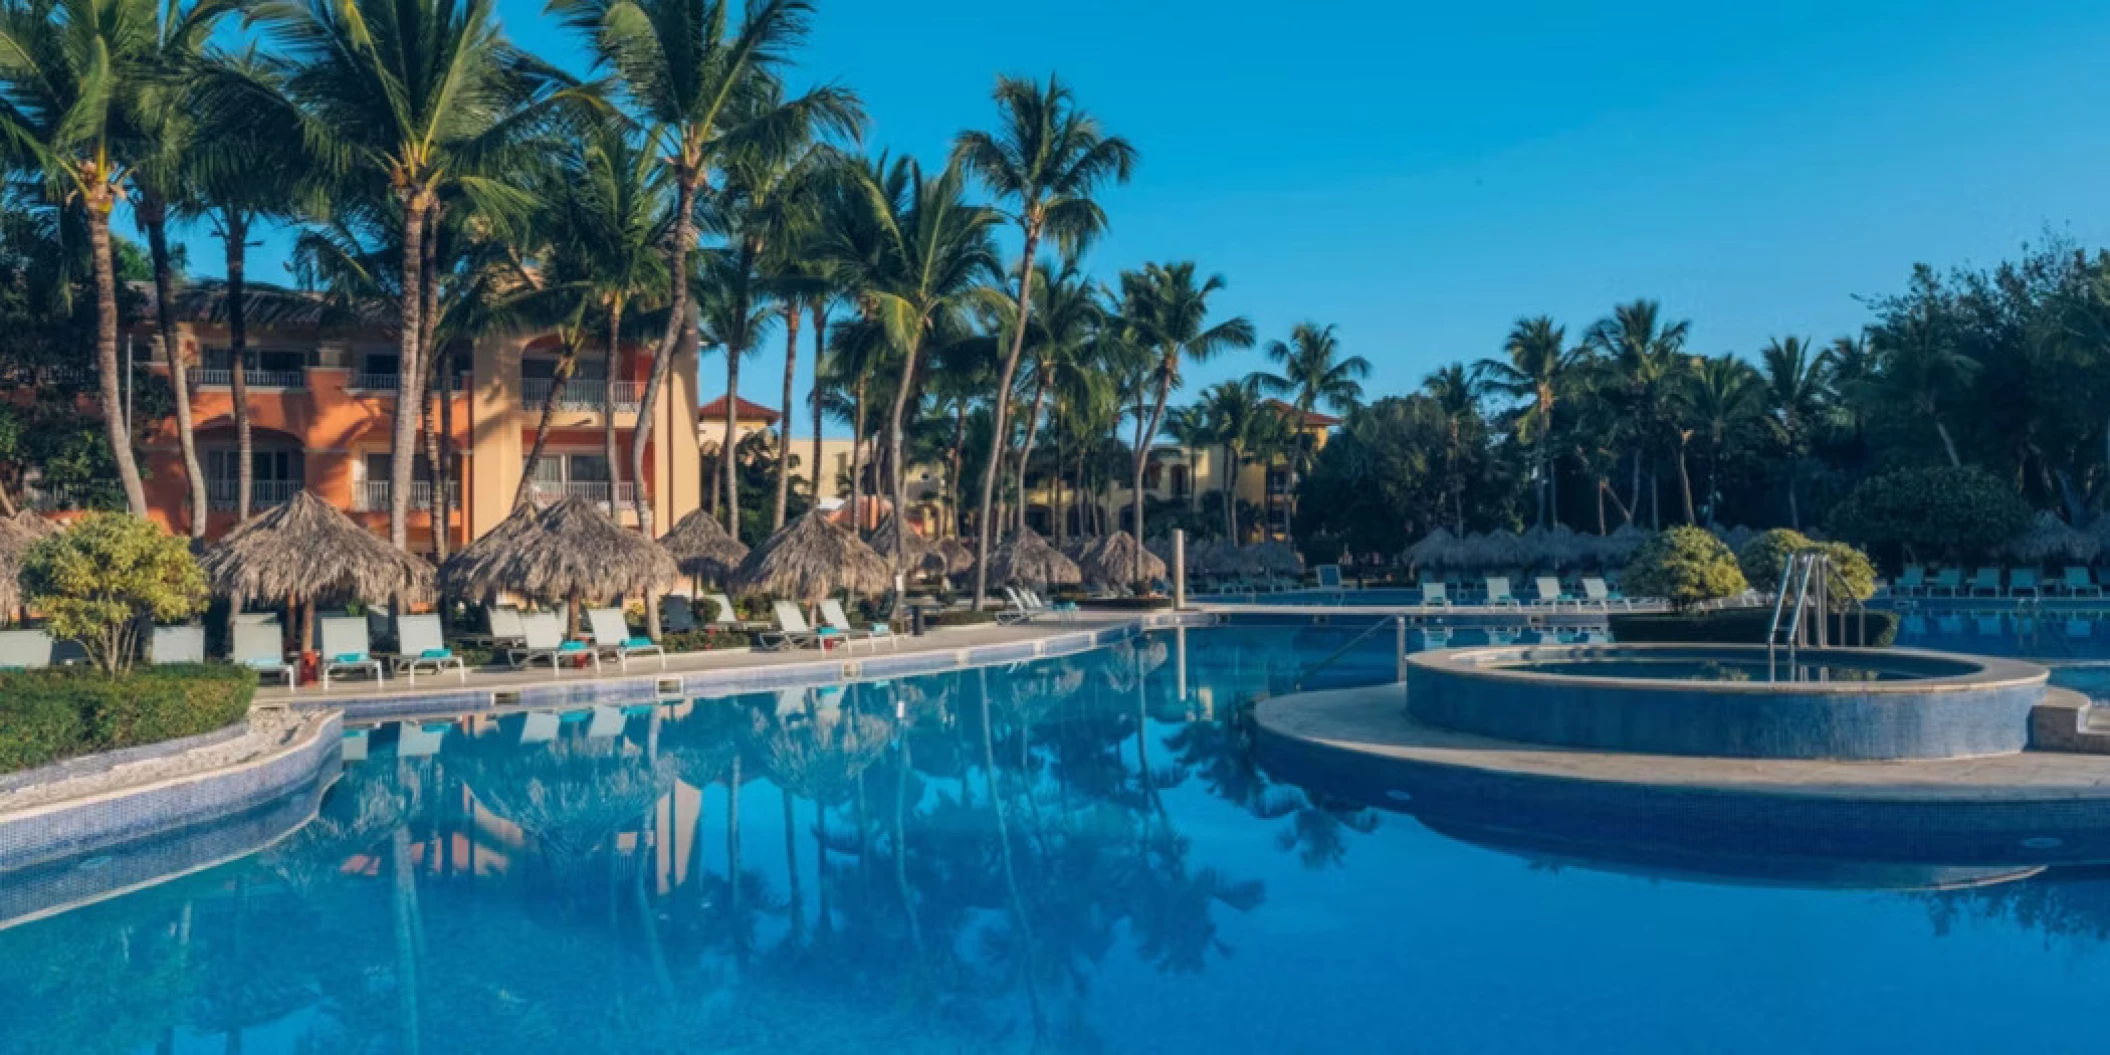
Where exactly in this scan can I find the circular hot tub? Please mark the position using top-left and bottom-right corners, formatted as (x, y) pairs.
(1404, 644), (2049, 760)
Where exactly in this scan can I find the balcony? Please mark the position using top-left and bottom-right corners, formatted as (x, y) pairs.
(22, 479), (121, 511)
(195, 367), (307, 390)
(347, 372), (470, 394)
(521, 378), (643, 413)
(352, 480), (461, 513)
(528, 480), (645, 514)
(207, 479), (303, 511)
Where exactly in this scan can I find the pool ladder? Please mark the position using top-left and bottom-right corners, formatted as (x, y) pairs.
(1767, 549), (1869, 676)
(1289, 615), (1409, 692)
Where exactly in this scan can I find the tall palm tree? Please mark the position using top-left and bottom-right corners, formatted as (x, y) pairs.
(1474, 316), (1579, 528)
(1257, 321), (1368, 520)
(554, 0), (860, 533)
(1759, 335), (1831, 528)
(1008, 259), (1103, 534)
(1680, 353), (1767, 523)
(825, 156), (1000, 595)
(1198, 377), (1267, 543)
(130, 0), (240, 537)
(0, 0), (168, 516)
(955, 74), (1136, 608)
(1421, 363), (1479, 533)
(1120, 263), (1254, 557)
(1586, 299), (1693, 528)
(263, 0), (570, 548)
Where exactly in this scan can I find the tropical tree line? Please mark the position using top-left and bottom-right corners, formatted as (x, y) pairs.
(1295, 240), (2110, 566)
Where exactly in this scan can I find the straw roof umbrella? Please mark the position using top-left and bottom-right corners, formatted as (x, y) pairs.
(1595, 523), (1652, 566)
(441, 497), (677, 608)
(2005, 510), (2100, 564)
(200, 490), (435, 648)
(987, 527), (1082, 588)
(1061, 534), (1098, 562)
(1079, 530), (1166, 586)
(437, 504), (541, 601)
(1404, 526), (1462, 569)
(728, 510), (894, 601)
(937, 536), (975, 577)
(659, 509), (750, 584)
(1247, 540), (1304, 576)
(0, 512), (59, 621)
(869, 515), (944, 576)
(1203, 541), (1264, 577)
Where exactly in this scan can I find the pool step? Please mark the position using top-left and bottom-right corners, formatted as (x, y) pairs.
(2029, 688), (2110, 754)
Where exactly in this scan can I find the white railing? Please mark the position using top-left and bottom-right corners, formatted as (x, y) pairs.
(353, 480), (460, 512)
(195, 367), (307, 389)
(528, 480), (644, 512)
(207, 479), (303, 511)
(348, 373), (400, 391)
(521, 378), (642, 413)
(22, 480), (118, 511)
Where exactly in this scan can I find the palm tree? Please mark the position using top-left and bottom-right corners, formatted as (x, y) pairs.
(1586, 299), (1693, 527)
(1008, 259), (1104, 534)
(763, 152), (848, 532)
(1198, 377), (1267, 543)
(1120, 263), (1254, 554)
(1759, 335), (1831, 528)
(129, 0), (240, 537)
(824, 155), (1000, 596)
(1421, 363), (1479, 533)
(955, 74), (1137, 609)
(264, 0), (572, 549)
(554, 0), (860, 534)
(1680, 353), (1767, 523)
(1257, 321), (1368, 521)
(0, 0), (167, 516)
(1475, 315), (1579, 528)
(1871, 313), (1977, 468)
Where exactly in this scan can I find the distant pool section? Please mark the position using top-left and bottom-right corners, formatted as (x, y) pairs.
(1406, 644), (2049, 760)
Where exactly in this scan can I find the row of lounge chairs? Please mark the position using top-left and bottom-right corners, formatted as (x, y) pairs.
(997, 587), (1079, 625)
(1890, 565), (2105, 598)
(1422, 575), (1636, 609)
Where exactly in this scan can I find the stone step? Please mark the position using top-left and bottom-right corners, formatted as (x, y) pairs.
(2029, 688), (2110, 753)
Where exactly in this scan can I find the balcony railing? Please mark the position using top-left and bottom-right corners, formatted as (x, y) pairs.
(349, 372), (401, 391)
(528, 480), (644, 513)
(195, 367), (307, 389)
(521, 378), (643, 413)
(352, 480), (460, 513)
(22, 479), (121, 512)
(207, 479), (304, 511)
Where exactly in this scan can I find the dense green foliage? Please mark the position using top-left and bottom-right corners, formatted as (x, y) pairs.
(1736, 528), (1815, 592)
(20, 513), (209, 675)
(1607, 610), (1899, 647)
(1828, 466), (2031, 564)
(1622, 526), (1748, 612)
(0, 663), (254, 774)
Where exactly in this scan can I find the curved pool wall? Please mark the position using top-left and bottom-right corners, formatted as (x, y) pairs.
(1406, 644), (2049, 760)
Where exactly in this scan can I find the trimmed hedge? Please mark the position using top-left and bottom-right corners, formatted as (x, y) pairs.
(0, 663), (255, 775)
(926, 609), (999, 628)
(1608, 609), (1900, 648)
(1077, 596), (1175, 611)
(661, 629), (753, 653)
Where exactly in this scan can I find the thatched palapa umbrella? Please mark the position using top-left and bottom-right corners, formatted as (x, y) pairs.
(1247, 540), (1304, 577)
(937, 536), (975, 577)
(436, 503), (540, 601)
(1061, 534), (1098, 562)
(1079, 530), (1166, 587)
(1593, 522), (1652, 566)
(659, 508), (750, 585)
(200, 490), (435, 648)
(728, 510), (893, 602)
(1403, 526), (1462, 570)
(2004, 510), (2100, 565)
(869, 515), (944, 576)
(0, 511), (61, 622)
(440, 497), (677, 626)
(987, 527), (1081, 588)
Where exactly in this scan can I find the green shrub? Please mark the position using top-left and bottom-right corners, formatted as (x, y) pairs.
(0, 664), (254, 774)
(1077, 596), (1175, 611)
(1623, 526), (1748, 612)
(1828, 466), (2029, 565)
(927, 609), (998, 628)
(1608, 609), (1899, 647)
(1814, 541), (1878, 609)
(661, 629), (752, 653)
(1736, 528), (1815, 592)
(19, 514), (208, 675)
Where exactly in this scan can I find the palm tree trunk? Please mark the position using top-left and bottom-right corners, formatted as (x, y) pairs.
(86, 198), (149, 517)
(893, 736), (922, 952)
(632, 173), (698, 536)
(1935, 418), (1962, 468)
(885, 336), (923, 602)
(139, 198), (206, 537)
(947, 399), (968, 538)
(1132, 364), (1175, 558)
(603, 302), (624, 520)
(516, 351), (574, 508)
(435, 347), (454, 559)
(1012, 372), (1049, 534)
(221, 212), (255, 523)
(387, 192), (431, 549)
(1223, 443), (1238, 542)
(848, 378), (866, 536)
(971, 220), (1043, 612)
(1674, 439), (1696, 524)
(810, 304), (827, 505)
(782, 786), (804, 943)
(773, 303), (800, 531)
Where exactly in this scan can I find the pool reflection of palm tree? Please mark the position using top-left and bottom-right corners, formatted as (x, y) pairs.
(750, 685), (895, 945)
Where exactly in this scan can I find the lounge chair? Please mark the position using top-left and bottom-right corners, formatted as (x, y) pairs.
(510, 611), (597, 674)
(0, 629), (53, 671)
(1966, 567), (2003, 597)
(1894, 565), (1927, 595)
(759, 601), (827, 651)
(1532, 576), (1570, 607)
(233, 622), (294, 689)
(1316, 564), (1343, 589)
(1581, 577), (1627, 609)
(660, 595), (699, 633)
(2060, 566), (2104, 598)
(588, 606), (665, 670)
(997, 588), (1034, 626)
(149, 625), (206, 665)
(704, 592), (773, 632)
(319, 616), (385, 688)
(396, 721), (445, 758)
(821, 598), (898, 653)
(1420, 582), (1450, 607)
(585, 705), (626, 739)
(1928, 567), (1963, 596)
(1483, 576), (1519, 607)
(1415, 628), (1451, 649)
(2009, 568), (2042, 597)
(1483, 628), (1517, 646)
(519, 711), (561, 745)
(476, 604), (528, 647)
(232, 610), (281, 626)
(390, 613), (467, 685)
(1024, 588), (1078, 623)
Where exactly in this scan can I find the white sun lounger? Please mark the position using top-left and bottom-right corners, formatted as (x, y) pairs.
(2061, 567), (2105, 598)
(1532, 576), (1569, 607)
(0, 629), (53, 671)
(1928, 568), (1963, 596)
(760, 601), (826, 651)
(1966, 567), (2003, 597)
(1483, 576), (1519, 607)
(320, 617), (385, 688)
(997, 587), (1035, 625)
(510, 611), (596, 675)
(519, 711), (561, 745)
(586, 705), (626, 739)
(396, 721), (445, 758)
(390, 613), (467, 684)
(588, 607), (665, 670)
(821, 598), (897, 652)
(1420, 582), (1449, 607)
(232, 622), (294, 689)
(150, 625), (206, 665)
(705, 592), (773, 632)
(1581, 577), (1627, 609)
(2008, 568), (2041, 597)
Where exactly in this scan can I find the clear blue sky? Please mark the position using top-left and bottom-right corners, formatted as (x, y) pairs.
(168, 0), (2110, 435)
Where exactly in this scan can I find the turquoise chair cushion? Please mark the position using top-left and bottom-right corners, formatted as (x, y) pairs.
(559, 640), (587, 652)
(420, 648), (453, 660)
(332, 652), (366, 664)
(625, 636), (653, 649)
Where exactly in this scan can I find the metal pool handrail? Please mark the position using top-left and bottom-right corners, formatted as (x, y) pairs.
(1290, 615), (1408, 691)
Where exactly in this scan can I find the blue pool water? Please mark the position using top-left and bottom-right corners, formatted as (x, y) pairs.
(8, 625), (2110, 1053)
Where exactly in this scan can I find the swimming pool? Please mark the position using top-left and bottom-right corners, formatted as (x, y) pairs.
(5, 624), (2110, 1053)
